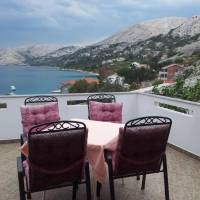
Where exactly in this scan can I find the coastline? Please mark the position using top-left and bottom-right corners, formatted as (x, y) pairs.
(0, 65), (99, 95)
(59, 68), (99, 76)
(0, 64), (99, 76)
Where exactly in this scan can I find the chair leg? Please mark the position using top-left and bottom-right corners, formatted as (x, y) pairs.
(96, 181), (101, 197)
(25, 177), (31, 199)
(163, 155), (169, 200)
(42, 191), (46, 200)
(108, 159), (115, 200)
(136, 175), (140, 180)
(72, 182), (78, 200)
(141, 173), (146, 190)
(85, 162), (91, 200)
(27, 192), (31, 199)
(121, 178), (125, 185)
(18, 172), (26, 200)
(17, 157), (26, 200)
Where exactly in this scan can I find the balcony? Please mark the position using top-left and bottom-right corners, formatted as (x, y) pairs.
(0, 91), (200, 199)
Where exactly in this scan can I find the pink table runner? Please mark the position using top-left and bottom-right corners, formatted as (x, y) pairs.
(72, 118), (124, 183)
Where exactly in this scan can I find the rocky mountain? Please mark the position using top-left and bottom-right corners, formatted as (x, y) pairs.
(45, 46), (80, 58)
(29, 46), (81, 66)
(0, 48), (25, 65)
(18, 44), (65, 57)
(0, 44), (80, 65)
(56, 15), (200, 71)
(172, 16), (200, 37)
(1, 15), (200, 72)
(97, 17), (187, 45)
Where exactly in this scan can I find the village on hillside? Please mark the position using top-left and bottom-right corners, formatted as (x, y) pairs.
(59, 61), (184, 93)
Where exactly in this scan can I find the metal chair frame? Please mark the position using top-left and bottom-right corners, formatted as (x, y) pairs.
(87, 93), (116, 119)
(102, 116), (172, 200)
(17, 121), (91, 200)
(24, 95), (58, 105)
(20, 95), (59, 147)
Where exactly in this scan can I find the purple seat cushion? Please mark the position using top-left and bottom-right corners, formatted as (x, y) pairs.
(21, 102), (60, 136)
(89, 101), (122, 123)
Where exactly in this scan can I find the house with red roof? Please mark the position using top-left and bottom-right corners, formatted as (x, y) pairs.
(159, 64), (184, 83)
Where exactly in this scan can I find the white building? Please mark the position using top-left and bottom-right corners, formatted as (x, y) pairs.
(130, 62), (140, 68)
(106, 73), (125, 86)
(130, 62), (150, 69)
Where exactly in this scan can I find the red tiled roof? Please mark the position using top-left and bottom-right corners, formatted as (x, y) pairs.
(83, 78), (99, 84)
(66, 80), (76, 85)
(162, 64), (184, 69)
(62, 78), (99, 86)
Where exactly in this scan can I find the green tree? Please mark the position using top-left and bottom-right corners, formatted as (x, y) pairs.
(117, 67), (156, 84)
(152, 77), (200, 102)
(152, 79), (163, 86)
(68, 80), (89, 93)
(130, 82), (140, 90)
(68, 80), (99, 93)
(99, 81), (126, 92)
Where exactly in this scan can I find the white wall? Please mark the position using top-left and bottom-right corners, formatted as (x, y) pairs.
(1, 91), (200, 157)
(0, 92), (137, 141)
(137, 93), (200, 157)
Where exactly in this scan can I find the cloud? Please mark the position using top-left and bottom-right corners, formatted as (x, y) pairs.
(15, 0), (101, 26)
(2, 0), (198, 31)
(60, 1), (100, 19)
(0, 0), (102, 30)
(0, 0), (200, 47)
(117, 0), (200, 11)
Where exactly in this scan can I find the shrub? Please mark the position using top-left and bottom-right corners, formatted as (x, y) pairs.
(152, 79), (163, 86)
(152, 77), (200, 102)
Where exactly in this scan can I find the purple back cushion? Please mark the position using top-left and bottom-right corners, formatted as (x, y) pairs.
(89, 101), (123, 123)
(113, 125), (170, 175)
(21, 102), (60, 136)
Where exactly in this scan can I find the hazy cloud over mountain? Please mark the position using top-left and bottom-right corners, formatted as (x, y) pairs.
(0, 0), (200, 47)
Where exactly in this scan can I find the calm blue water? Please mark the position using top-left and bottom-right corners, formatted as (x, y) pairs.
(0, 65), (95, 95)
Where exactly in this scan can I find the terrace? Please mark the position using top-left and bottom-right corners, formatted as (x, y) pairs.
(0, 91), (200, 200)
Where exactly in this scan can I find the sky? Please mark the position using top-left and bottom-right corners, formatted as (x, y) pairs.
(0, 0), (200, 48)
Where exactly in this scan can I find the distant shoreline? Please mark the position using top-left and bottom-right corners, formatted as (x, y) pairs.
(0, 65), (98, 95)
(59, 68), (99, 76)
(0, 64), (99, 77)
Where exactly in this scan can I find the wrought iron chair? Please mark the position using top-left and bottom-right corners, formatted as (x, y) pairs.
(20, 95), (60, 146)
(87, 93), (116, 120)
(103, 116), (172, 200)
(87, 94), (123, 194)
(17, 121), (91, 200)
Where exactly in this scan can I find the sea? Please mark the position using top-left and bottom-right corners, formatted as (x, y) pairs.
(0, 65), (96, 95)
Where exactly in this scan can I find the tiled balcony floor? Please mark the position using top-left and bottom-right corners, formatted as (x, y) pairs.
(0, 142), (200, 200)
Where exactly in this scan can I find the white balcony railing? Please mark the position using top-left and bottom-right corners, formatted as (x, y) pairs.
(0, 91), (200, 157)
